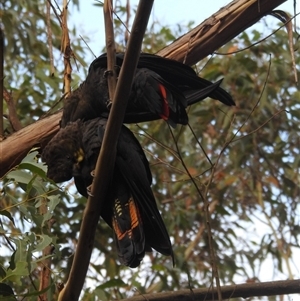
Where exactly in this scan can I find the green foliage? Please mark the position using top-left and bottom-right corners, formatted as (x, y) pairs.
(1, 0), (86, 129)
(1, 1), (299, 300)
(0, 151), (62, 299)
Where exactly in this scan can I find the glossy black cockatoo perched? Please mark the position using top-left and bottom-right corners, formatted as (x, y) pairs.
(60, 52), (234, 128)
(42, 117), (173, 268)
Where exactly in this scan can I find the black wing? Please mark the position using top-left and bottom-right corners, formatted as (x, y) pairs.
(62, 52), (234, 127)
(91, 52), (235, 106)
(80, 118), (173, 266)
(113, 122), (173, 260)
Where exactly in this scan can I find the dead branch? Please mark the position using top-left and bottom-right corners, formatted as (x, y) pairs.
(119, 279), (300, 301)
(104, 0), (117, 101)
(125, 0), (130, 44)
(0, 0), (287, 177)
(0, 112), (61, 177)
(61, 0), (72, 96)
(157, 0), (287, 64)
(269, 10), (297, 83)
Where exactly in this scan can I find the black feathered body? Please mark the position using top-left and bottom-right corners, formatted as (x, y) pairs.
(42, 118), (173, 267)
(60, 52), (234, 128)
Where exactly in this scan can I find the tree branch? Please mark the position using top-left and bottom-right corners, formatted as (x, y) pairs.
(104, 0), (117, 101)
(0, 112), (61, 177)
(157, 0), (287, 64)
(61, 0), (72, 96)
(120, 279), (300, 301)
(57, 1), (154, 300)
(46, 0), (55, 77)
(0, 0), (287, 177)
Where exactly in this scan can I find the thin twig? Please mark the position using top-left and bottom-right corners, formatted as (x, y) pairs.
(135, 125), (181, 160)
(142, 148), (186, 176)
(168, 125), (205, 205)
(187, 123), (213, 166)
(3, 87), (22, 131)
(0, 27), (4, 138)
(79, 35), (97, 59)
(46, 0), (55, 77)
(194, 48), (274, 301)
(168, 124), (222, 300)
(104, 0), (117, 102)
(270, 10), (298, 83)
(61, 0), (72, 96)
(232, 109), (287, 143)
(95, 0), (131, 34)
(225, 54), (272, 148)
(47, 0), (62, 27)
(125, 0), (131, 45)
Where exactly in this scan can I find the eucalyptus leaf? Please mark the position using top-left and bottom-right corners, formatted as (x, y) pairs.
(33, 235), (52, 253)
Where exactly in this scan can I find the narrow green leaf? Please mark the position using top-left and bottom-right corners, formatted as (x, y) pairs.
(96, 278), (126, 289)
(33, 235), (52, 253)
(6, 170), (32, 185)
(5, 261), (29, 280)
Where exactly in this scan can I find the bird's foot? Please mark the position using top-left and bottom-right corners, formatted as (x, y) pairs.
(104, 69), (113, 78)
(86, 184), (94, 197)
(106, 100), (112, 110)
(86, 170), (96, 196)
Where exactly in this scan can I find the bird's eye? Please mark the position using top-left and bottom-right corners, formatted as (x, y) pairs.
(66, 155), (71, 160)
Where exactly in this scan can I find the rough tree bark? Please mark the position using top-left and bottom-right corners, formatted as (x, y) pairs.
(0, 112), (61, 177)
(0, 0), (287, 177)
(158, 0), (287, 64)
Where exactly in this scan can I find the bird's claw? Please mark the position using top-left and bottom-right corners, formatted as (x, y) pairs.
(87, 184), (94, 197)
(104, 69), (113, 78)
(106, 100), (112, 110)
(87, 171), (96, 196)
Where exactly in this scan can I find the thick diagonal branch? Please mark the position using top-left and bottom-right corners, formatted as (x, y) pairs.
(57, 1), (154, 300)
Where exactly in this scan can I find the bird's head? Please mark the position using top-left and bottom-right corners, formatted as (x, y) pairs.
(42, 121), (84, 183)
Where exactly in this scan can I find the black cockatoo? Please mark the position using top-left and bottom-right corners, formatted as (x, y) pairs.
(60, 52), (234, 128)
(42, 117), (173, 268)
